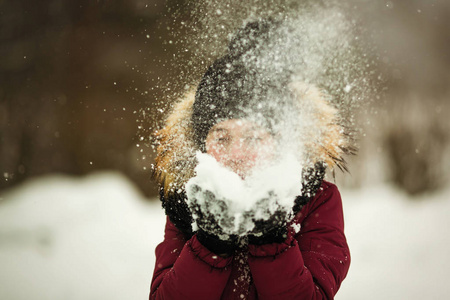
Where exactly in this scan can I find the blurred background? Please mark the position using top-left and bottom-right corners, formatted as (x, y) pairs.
(1, 0), (449, 197)
(1, 0), (450, 299)
(1, 0), (187, 197)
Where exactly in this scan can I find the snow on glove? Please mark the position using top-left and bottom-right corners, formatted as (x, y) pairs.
(247, 194), (290, 245)
(187, 184), (242, 254)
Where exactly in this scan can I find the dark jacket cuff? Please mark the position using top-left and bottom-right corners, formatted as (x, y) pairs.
(189, 234), (233, 268)
(196, 230), (237, 256)
(248, 234), (296, 257)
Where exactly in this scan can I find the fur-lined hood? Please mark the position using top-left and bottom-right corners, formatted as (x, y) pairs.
(153, 81), (353, 198)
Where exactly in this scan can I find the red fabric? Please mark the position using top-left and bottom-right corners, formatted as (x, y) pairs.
(150, 181), (350, 300)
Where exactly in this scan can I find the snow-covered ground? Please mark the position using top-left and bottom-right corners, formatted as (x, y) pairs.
(337, 185), (450, 300)
(0, 173), (165, 300)
(0, 172), (449, 300)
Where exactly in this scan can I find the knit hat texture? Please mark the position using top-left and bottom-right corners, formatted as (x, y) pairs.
(192, 18), (294, 150)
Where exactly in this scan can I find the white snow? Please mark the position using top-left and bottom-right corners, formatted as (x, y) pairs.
(187, 151), (302, 210)
(336, 185), (450, 300)
(0, 172), (449, 300)
(185, 152), (302, 236)
(0, 172), (165, 300)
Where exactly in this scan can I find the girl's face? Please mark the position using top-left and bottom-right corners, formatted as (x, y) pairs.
(205, 119), (276, 178)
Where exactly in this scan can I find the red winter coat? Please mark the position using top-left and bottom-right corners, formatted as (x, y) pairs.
(150, 181), (350, 300)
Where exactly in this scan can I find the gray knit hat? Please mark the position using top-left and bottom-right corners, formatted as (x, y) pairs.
(192, 18), (295, 151)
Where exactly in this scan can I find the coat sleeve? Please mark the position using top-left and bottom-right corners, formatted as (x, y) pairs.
(247, 182), (350, 300)
(150, 216), (233, 300)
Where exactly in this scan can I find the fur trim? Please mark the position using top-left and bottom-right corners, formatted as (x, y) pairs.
(153, 82), (353, 195)
(152, 90), (198, 196)
(289, 83), (354, 172)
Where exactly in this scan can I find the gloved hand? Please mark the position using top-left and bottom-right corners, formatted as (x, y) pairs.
(247, 195), (290, 245)
(187, 184), (241, 255)
(188, 184), (290, 250)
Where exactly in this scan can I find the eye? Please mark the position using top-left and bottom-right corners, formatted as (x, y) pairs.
(216, 136), (230, 144)
(244, 136), (262, 144)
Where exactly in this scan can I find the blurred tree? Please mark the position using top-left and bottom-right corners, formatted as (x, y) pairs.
(0, 0), (189, 197)
(341, 0), (450, 195)
(385, 121), (448, 195)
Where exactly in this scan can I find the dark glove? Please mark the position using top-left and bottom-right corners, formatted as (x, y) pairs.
(196, 229), (238, 256)
(187, 184), (239, 255)
(247, 196), (289, 245)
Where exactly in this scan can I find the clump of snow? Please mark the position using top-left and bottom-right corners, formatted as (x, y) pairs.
(290, 222), (301, 234)
(186, 152), (302, 236)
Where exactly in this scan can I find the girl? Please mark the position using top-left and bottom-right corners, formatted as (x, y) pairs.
(150, 19), (351, 300)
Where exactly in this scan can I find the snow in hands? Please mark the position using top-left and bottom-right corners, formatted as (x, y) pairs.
(186, 151), (302, 239)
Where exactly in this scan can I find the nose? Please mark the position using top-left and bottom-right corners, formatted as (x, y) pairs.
(227, 138), (247, 161)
